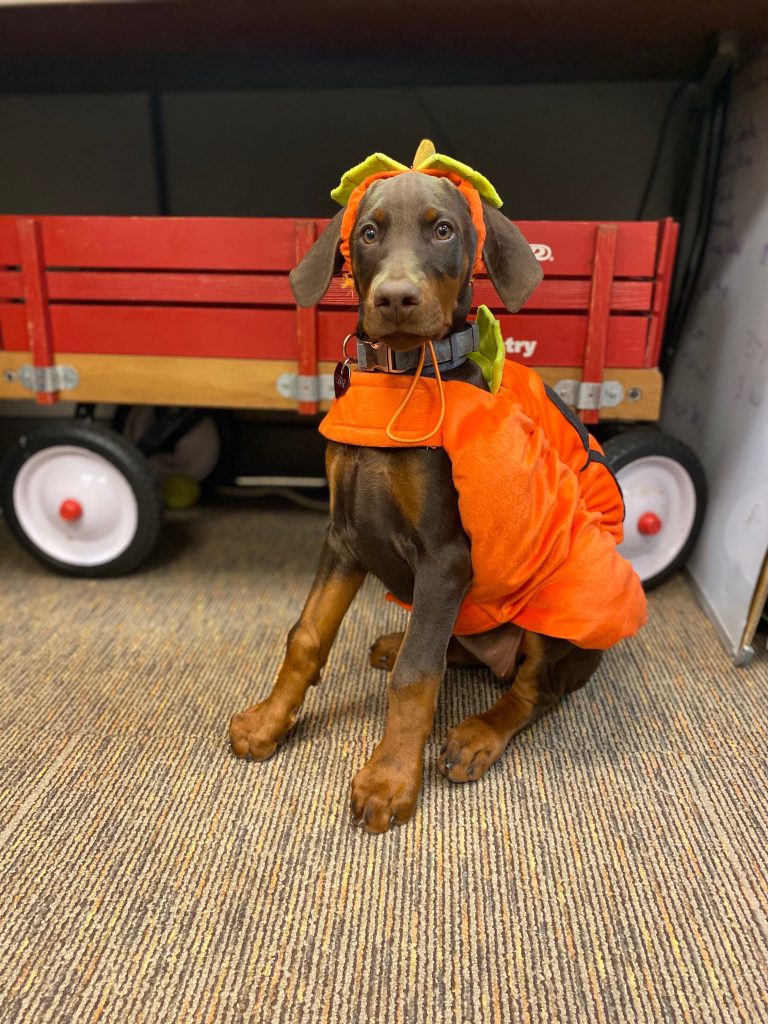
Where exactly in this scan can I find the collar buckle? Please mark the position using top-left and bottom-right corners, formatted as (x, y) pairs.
(357, 339), (410, 373)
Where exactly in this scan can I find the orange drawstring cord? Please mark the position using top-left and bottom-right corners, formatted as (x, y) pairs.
(385, 341), (446, 444)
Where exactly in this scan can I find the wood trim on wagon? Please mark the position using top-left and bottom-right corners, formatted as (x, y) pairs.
(0, 351), (662, 420)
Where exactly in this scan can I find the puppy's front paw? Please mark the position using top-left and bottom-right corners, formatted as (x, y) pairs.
(437, 716), (508, 783)
(350, 756), (422, 834)
(229, 700), (298, 761)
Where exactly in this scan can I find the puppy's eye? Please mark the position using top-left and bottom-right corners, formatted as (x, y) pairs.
(361, 225), (378, 243)
(434, 222), (454, 240)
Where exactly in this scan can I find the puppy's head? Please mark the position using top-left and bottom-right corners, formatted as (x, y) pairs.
(290, 169), (542, 353)
(350, 172), (475, 350)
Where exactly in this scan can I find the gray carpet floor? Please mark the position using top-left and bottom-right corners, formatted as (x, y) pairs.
(0, 500), (766, 1024)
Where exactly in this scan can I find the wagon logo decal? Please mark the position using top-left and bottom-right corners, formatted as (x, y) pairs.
(530, 244), (553, 261)
(505, 337), (538, 359)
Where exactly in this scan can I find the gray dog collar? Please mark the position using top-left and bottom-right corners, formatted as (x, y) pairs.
(356, 323), (479, 375)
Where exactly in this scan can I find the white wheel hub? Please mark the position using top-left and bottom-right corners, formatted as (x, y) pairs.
(13, 445), (138, 567)
(616, 454), (697, 582)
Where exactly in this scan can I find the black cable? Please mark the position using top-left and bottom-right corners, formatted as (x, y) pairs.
(670, 98), (720, 314)
(661, 72), (731, 375)
(667, 102), (718, 323)
(636, 81), (689, 220)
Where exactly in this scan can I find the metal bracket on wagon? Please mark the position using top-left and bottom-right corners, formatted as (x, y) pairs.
(276, 373), (335, 403)
(554, 379), (626, 411)
(15, 363), (79, 394)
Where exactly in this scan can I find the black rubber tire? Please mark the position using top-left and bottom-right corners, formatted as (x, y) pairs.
(602, 428), (707, 591)
(0, 422), (162, 577)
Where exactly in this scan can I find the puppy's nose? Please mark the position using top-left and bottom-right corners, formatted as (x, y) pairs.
(373, 278), (422, 318)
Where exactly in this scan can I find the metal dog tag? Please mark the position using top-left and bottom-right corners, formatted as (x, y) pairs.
(334, 359), (351, 399)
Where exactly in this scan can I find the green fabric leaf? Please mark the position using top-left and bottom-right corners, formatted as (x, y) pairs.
(417, 154), (503, 208)
(330, 153), (408, 206)
(330, 150), (504, 208)
(467, 305), (505, 394)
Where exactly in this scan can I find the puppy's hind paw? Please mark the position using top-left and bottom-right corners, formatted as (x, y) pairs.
(368, 631), (404, 671)
(437, 716), (509, 784)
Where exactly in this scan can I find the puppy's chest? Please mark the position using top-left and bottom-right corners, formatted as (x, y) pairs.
(325, 443), (461, 561)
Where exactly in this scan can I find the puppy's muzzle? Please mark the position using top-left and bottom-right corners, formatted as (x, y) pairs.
(373, 277), (422, 324)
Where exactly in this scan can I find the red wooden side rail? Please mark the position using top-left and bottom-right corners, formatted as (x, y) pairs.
(0, 215), (678, 420)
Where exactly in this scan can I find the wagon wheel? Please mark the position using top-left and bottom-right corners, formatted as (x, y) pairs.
(602, 429), (707, 591)
(0, 423), (162, 578)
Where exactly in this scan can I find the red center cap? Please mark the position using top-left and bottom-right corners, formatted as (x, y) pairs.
(637, 511), (662, 536)
(59, 498), (83, 521)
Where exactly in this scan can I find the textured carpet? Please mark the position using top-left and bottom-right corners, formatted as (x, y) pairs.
(0, 500), (766, 1024)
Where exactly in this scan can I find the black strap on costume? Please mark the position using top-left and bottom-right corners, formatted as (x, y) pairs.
(544, 385), (624, 517)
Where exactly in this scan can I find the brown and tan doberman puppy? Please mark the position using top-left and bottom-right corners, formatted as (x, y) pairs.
(229, 170), (602, 834)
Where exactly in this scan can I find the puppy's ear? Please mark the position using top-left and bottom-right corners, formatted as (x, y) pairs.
(289, 209), (345, 307)
(481, 202), (543, 313)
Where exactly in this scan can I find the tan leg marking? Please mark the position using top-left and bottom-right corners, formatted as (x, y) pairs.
(387, 454), (426, 529)
(350, 674), (440, 834)
(229, 545), (365, 761)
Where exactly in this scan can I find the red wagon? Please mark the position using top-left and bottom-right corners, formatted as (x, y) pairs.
(0, 213), (704, 584)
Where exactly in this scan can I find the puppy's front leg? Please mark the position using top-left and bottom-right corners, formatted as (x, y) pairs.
(351, 544), (471, 834)
(229, 536), (366, 761)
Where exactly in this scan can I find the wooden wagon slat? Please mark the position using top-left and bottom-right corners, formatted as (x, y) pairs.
(0, 271), (654, 312)
(580, 223), (618, 425)
(0, 216), (300, 271)
(0, 351), (662, 421)
(644, 217), (680, 368)
(1, 216), (661, 277)
(15, 219), (58, 404)
(0, 303), (649, 367)
(510, 221), (658, 278)
(324, 278), (655, 312)
(312, 217), (660, 278)
(295, 220), (319, 413)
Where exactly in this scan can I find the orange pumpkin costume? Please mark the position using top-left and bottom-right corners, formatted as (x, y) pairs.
(320, 359), (647, 650)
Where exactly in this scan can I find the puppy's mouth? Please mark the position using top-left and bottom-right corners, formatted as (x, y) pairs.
(361, 314), (452, 350)
(372, 329), (448, 351)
